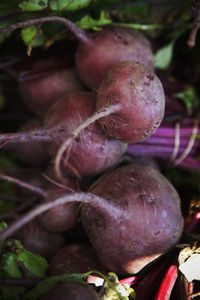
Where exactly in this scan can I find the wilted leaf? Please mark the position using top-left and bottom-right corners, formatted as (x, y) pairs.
(100, 272), (136, 300)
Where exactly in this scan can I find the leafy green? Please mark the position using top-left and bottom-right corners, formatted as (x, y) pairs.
(175, 87), (199, 115)
(23, 273), (88, 299)
(19, 0), (48, 11)
(155, 41), (175, 70)
(0, 221), (7, 232)
(0, 239), (48, 300)
(76, 11), (111, 29)
(21, 25), (46, 51)
(50, 0), (93, 11)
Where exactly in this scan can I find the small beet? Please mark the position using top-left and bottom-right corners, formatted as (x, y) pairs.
(49, 244), (106, 275)
(14, 220), (65, 259)
(39, 175), (80, 232)
(44, 91), (127, 177)
(96, 61), (165, 143)
(18, 57), (83, 117)
(76, 25), (154, 89)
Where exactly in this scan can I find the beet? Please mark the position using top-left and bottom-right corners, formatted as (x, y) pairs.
(96, 61), (165, 143)
(44, 91), (127, 177)
(0, 164), (183, 275)
(38, 187), (80, 232)
(14, 220), (65, 259)
(49, 244), (106, 275)
(81, 164), (183, 274)
(18, 58), (83, 117)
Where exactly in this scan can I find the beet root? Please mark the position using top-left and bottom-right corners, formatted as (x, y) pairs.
(38, 180), (80, 232)
(14, 220), (65, 259)
(44, 91), (127, 177)
(19, 57), (83, 117)
(97, 61), (165, 143)
(49, 244), (106, 275)
(81, 164), (183, 274)
(76, 25), (154, 89)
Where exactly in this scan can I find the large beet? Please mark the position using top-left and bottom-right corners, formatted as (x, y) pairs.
(81, 164), (184, 274)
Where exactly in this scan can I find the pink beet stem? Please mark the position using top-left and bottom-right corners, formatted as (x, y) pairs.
(155, 264), (178, 300)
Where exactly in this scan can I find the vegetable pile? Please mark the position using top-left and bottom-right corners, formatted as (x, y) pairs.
(0, 1), (200, 299)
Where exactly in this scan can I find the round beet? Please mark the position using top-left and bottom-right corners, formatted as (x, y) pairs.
(39, 181), (80, 233)
(49, 244), (105, 275)
(14, 220), (65, 259)
(81, 164), (183, 274)
(96, 61), (165, 143)
(18, 57), (83, 117)
(76, 26), (154, 89)
(44, 91), (127, 177)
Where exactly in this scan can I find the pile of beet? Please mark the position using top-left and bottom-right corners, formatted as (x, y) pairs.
(0, 11), (199, 300)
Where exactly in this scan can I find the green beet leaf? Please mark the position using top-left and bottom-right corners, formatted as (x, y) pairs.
(19, 0), (48, 11)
